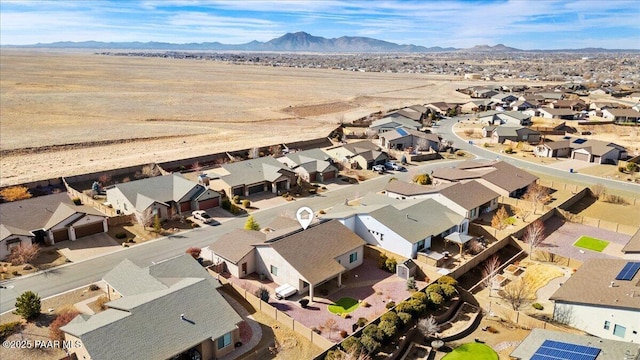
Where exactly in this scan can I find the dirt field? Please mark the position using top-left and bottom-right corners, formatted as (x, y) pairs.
(1, 50), (533, 186)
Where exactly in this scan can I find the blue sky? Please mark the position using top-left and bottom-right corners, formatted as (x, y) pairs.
(1, 0), (639, 49)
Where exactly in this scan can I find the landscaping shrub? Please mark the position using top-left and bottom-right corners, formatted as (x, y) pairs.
(487, 326), (499, 334)
(483, 142), (490, 148)
(385, 301), (396, 309)
(324, 349), (343, 360)
(413, 173), (432, 185)
(341, 313), (351, 319)
(532, 303), (544, 310)
(49, 310), (80, 341)
(397, 312), (412, 326)
(89, 284), (100, 291)
(456, 150), (466, 157)
(361, 300), (370, 308)
(378, 253), (388, 269)
(380, 311), (399, 325)
(426, 283), (443, 296)
(426, 291), (444, 308)
(221, 199), (231, 210)
(440, 283), (458, 300)
(115, 232), (127, 239)
(438, 275), (458, 286)
(242, 199), (251, 208)
(0, 321), (21, 341)
(385, 257), (397, 273)
(406, 276), (417, 290)
(339, 330), (348, 339)
(341, 336), (362, 354)
(505, 217), (516, 225)
(360, 334), (381, 354)
(378, 320), (397, 339)
(14, 291), (41, 320)
(233, 195), (241, 204)
(356, 317), (368, 327)
(72, 197), (82, 205)
(96, 295), (109, 310)
(255, 286), (270, 302)
(362, 324), (384, 342)
(505, 147), (514, 154)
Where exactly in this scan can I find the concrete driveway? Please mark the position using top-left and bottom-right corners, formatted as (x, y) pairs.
(55, 233), (121, 263)
(544, 158), (595, 172)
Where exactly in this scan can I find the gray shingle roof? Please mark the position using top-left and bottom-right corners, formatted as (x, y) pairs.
(370, 117), (421, 130)
(0, 224), (32, 240)
(62, 255), (241, 360)
(210, 228), (266, 264)
(549, 258), (640, 310)
(385, 180), (448, 196)
(481, 161), (538, 193)
(267, 220), (365, 285)
(221, 157), (295, 186)
(439, 181), (499, 210)
(622, 228), (640, 253)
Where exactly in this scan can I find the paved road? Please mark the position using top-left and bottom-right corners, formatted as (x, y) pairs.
(0, 159), (457, 313)
(434, 116), (640, 195)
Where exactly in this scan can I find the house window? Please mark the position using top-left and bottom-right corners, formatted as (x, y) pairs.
(217, 332), (232, 349)
(613, 324), (626, 338)
(604, 321), (610, 330)
(470, 208), (477, 218)
(270, 265), (278, 276)
(6, 238), (21, 252)
(349, 252), (358, 263)
(417, 240), (426, 251)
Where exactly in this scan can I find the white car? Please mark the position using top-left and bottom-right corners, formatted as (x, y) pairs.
(192, 210), (213, 224)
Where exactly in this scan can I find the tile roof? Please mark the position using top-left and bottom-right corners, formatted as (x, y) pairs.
(439, 181), (499, 210)
(550, 258), (640, 310)
(267, 220), (365, 285)
(62, 255), (241, 360)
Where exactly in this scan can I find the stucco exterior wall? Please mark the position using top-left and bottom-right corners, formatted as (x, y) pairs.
(554, 302), (640, 343)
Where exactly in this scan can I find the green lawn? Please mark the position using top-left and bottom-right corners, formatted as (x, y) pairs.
(327, 297), (360, 314)
(442, 343), (498, 360)
(574, 236), (610, 252)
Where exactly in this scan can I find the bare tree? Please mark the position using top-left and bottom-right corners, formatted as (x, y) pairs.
(248, 147), (260, 159)
(7, 244), (40, 266)
(324, 318), (339, 341)
(591, 184), (606, 200)
(523, 220), (546, 259)
(190, 161), (202, 172)
(185, 247), (201, 259)
(136, 208), (154, 230)
(137, 164), (161, 179)
(463, 128), (475, 137)
(364, 128), (378, 139)
(416, 137), (430, 152)
(268, 144), (282, 156)
(417, 316), (439, 339)
(515, 205), (533, 223)
(523, 183), (551, 214)
(502, 276), (533, 310)
(481, 255), (501, 297)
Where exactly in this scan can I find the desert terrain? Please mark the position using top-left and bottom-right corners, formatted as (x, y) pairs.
(2, 50), (536, 186)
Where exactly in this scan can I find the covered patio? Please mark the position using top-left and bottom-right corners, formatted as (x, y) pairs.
(445, 232), (475, 258)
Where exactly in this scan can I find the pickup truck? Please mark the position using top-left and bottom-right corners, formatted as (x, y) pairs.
(372, 164), (385, 173)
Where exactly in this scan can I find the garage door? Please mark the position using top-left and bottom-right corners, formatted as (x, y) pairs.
(53, 229), (69, 242)
(179, 201), (191, 213)
(248, 184), (264, 195)
(309, 173), (317, 182)
(198, 198), (219, 210)
(232, 187), (244, 196)
(573, 152), (590, 162)
(74, 221), (104, 238)
(323, 171), (336, 181)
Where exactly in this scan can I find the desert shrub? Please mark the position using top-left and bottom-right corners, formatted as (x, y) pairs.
(505, 217), (516, 225)
(426, 284), (443, 296)
(221, 199), (231, 210)
(339, 330), (348, 339)
(72, 197), (82, 205)
(7, 244), (40, 266)
(463, 128), (474, 137)
(440, 284), (458, 300)
(384, 257), (397, 273)
(487, 326), (499, 334)
(397, 312), (412, 326)
(426, 291), (444, 307)
(233, 195), (241, 204)
(0, 321), (21, 341)
(49, 310), (80, 341)
(0, 186), (32, 202)
(361, 300), (370, 308)
(532, 303), (544, 310)
(341, 336), (362, 354)
(483, 142), (490, 148)
(362, 324), (384, 342)
(360, 334), (381, 354)
(437, 275), (458, 286)
(385, 301), (396, 309)
(242, 199), (251, 208)
(14, 291), (41, 320)
(505, 147), (514, 154)
(605, 194), (628, 204)
(356, 317), (368, 327)
(89, 284), (100, 291)
(185, 247), (201, 259)
(406, 276), (417, 290)
(456, 150), (466, 157)
(627, 162), (639, 172)
(318, 209), (326, 214)
(378, 320), (397, 339)
(255, 286), (270, 302)
(115, 232), (127, 239)
(380, 311), (399, 325)
(96, 295), (109, 310)
(591, 184), (606, 199)
(378, 253), (388, 269)
(413, 173), (432, 185)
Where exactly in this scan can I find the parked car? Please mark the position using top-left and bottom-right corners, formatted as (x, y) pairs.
(384, 161), (396, 170)
(372, 164), (385, 173)
(385, 162), (405, 171)
(192, 210), (214, 224)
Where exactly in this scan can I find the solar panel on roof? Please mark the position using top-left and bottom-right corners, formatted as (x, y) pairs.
(396, 128), (408, 136)
(572, 138), (587, 144)
(616, 262), (640, 280)
(531, 340), (601, 360)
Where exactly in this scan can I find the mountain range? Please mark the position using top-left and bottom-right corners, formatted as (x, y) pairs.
(3, 32), (635, 53)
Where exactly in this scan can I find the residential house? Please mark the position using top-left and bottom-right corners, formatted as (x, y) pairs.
(539, 108), (576, 120)
(570, 138), (627, 165)
(510, 100), (536, 111)
(477, 110), (532, 126)
(490, 126), (541, 144)
(426, 102), (456, 116)
(490, 92), (519, 105)
(460, 99), (494, 114)
(62, 255), (243, 360)
(473, 88), (499, 99)
(481, 125), (497, 138)
(324, 140), (389, 170)
(550, 259), (640, 343)
(369, 116), (422, 134)
(589, 102), (619, 111)
(207, 157), (296, 197)
(379, 128), (441, 151)
(278, 148), (338, 183)
(106, 174), (220, 220)
(622, 229), (640, 260)
(385, 180), (448, 200)
(536, 92), (564, 102)
(510, 328), (640, 360)
(550, 99), (587, 111)
(602, 108), (640, 124)
(534, 140), (572, 158)
(211, 219), (365, 302)
(0, 193), (108, 253)
(322, 194), (466, 260)
(393, 108), (425, 123)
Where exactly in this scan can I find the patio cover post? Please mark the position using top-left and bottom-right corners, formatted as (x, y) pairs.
(309, 285), (314, 303)
(338, 273), (342, 287)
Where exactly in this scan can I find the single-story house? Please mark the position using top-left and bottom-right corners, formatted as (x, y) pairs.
(436, 181), (500, 221)
(207, 157), (296, 197)
(62, 255), (242, 360)
(0, 193), (108, 254)
(490, 93), (519, 105)
(510, 100), (536, 111)
(106, 174), (220, 220)
(589, 102), (619, 111)
(392, 109), (424, 122)
(369, 116), (421, 134)
(550, 99), (587, 111)
(490, 126), (541, 144)
(534, 140), (571, 158)
(536, 92), (564, 102)
(477, 110), (532, 126)
(570, 138), (627, 165)
(379, 128), (441, 151)
(426, 102), (457, 115)
(550, 259), (640, 343)
(539, 108), (576, 120)
(621, 228), (640, 259)
(510, 328), (640, 360)
(322, 194), (466, 260)
(385, 180), (447, 199)
(277, 148), (338, 183)
(473, 88), (499, 99)
(602, 108), (640, 124)
(324, 140), (389, 170)
(460, 99), (494, 114)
